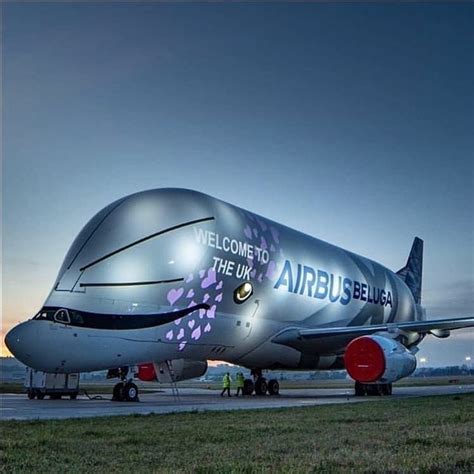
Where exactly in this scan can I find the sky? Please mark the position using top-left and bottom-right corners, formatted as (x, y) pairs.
(2, 2), (473, 366)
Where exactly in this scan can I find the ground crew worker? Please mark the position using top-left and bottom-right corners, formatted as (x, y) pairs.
(220, 372), (232, 397)
(236, 372), (245, 396)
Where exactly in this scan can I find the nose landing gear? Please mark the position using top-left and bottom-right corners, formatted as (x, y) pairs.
(108, 367), (140, 402)
(112, 381), (139, 402)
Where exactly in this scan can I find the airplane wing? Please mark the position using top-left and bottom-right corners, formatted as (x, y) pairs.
(272, 317), (474, 348)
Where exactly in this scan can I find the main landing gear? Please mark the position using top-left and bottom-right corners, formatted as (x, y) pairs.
(354, 381), (392, 396)
(108, 367), (139, 402)
(243, 369), (280, 396)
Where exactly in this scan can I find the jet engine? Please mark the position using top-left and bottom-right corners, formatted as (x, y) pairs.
(137, 359), (207, 383)
(344, 335), (416, 384)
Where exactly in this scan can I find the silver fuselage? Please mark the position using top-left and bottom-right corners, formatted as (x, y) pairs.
(6, 189), (421, 373)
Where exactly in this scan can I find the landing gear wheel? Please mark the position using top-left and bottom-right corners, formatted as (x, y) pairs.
(37, 392), (45, 400)
(267, 379), (280, 396)
(112, 382), (124, 401)
(27, 390), (36, 400)
(354, 382), (393, 396)
(255, 377), (268, 396)
(354, 381), (365, 396)
(70, 393), (78, 400)
(123, 382), (139, 402)
(371, 384), (383, 396)
(243, 379), (254, 396)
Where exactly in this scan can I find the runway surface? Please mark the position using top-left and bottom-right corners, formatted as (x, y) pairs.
(2, 384), (473, 421)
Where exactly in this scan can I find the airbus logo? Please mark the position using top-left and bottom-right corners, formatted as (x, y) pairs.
(273, 260), (393, 307)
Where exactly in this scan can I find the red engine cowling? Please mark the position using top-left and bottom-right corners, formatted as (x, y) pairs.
(344, 335), (416, 384)
(137, 359), (208, 383)
(137, 363), (157, 382)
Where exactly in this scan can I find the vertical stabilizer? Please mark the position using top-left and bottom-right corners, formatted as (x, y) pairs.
(396, 237), (423, 304)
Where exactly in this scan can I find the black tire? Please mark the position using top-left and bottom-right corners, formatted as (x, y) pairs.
(354, 382), (365, 396)
(123, 382), (139, 402)
(27, 390), (36, 399)
(112, 382), (124, 401)
(37, 391), (45, 400)
(255, 377), (268, 396)
(243, 379), (254, 396)
(381, 383), (392, 396)
(70, 393), (78, 400)
(267, 379), (279, 396)
(50, 394), (62, 400)
(368, 384), (383, 396)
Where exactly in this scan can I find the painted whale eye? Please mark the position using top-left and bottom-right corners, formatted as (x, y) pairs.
(234, 282), (253, 304)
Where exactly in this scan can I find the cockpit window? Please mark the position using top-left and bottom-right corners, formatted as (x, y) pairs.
(34, 309), (55, 320)
(69, 310), (84, 325)
(54, 309), (71, 324)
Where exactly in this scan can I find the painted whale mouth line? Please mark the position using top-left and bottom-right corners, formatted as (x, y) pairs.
(33, 304), (210, 330)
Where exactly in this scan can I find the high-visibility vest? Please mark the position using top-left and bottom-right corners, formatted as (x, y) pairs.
(223, 375), (231, 388)
(237, 374), (244, 388)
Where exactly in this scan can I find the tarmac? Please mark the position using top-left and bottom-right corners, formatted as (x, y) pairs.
(1, 384), (473, 421)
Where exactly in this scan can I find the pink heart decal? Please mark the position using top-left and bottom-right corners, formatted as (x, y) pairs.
(186, 274), (194, 283)
(167, 288), (184, 305)
(177, 328), (184, 340)
(203, 293), (210, 303)
(207, 305), (216, 319)
(215, 293), (223, 303)
(187, 289), (195, 298)
(201, 268), (217, 289)
(216, 281), (223, 290)
(204, 323), (211, 333)
(178, 341), (187, 351)
(165, 330), (173, 340)
(188, 319), (195, 329)
(174, 318), (182, 325)
(191, 326), (201, 340)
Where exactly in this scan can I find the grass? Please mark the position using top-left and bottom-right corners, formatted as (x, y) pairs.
(1, 394), (473, 473)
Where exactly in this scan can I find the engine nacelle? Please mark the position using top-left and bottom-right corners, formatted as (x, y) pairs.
(137, 359), (207, 383)
(344, 335), (416, 384)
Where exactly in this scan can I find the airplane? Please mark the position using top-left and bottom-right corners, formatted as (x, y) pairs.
(5, 188), (474, 400)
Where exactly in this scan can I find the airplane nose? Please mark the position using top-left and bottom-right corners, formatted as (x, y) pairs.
(4, 322), (34, 364)
(5, 326), (19, 354)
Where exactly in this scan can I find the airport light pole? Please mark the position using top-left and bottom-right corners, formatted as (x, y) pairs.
(419, 357), (427, 378)
(466, 356), (472, 376)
